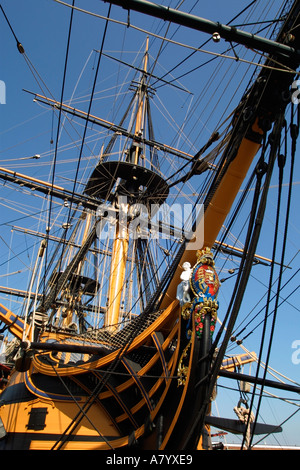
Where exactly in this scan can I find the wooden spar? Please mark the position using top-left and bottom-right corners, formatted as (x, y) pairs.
(0, 165), (100, 210)
(13, 225), (278, 266)
(218, 369), (300, 394)
(0, 303), (29, 341)
(133, 36), (149, 164)
(101, 0), (300, 59)
(199, 138), (262, 248)
(159, 1), (300, 309)
(20, 339), (110, 356)
(0, 166), (65, 191)
(213, 240), (291, 268)
(214, 240), (271, 264)
(0, 287), (105, 314)
(25, 90), (197, 161)
(160, 122), (263, 308)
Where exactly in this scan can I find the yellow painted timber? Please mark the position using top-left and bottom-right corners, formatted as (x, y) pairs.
(161, 122), (263, 309)
(33, 300), (180, 376)
(105, 221), (129, 331)
(0, 303), (30, 340)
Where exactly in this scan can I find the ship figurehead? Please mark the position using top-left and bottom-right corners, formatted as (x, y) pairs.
(179, 247), (220, 341)
(177, 247), (220, 386)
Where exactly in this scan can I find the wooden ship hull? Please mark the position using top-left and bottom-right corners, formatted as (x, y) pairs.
(0, 0), (299, 451)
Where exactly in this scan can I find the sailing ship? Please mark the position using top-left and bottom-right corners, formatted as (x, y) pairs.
(0, 0), (299, 450)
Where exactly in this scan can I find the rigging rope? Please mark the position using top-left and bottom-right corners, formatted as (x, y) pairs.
(182, 109), (285, 449)
(247, 104), (299, 449)
(234, 404), (255, 449)
(253, 405), (300, 447)
(235, 266), (300, 343)
(43, 0), (114, 313)
(46, 4), (149, 451)
(54, 0), (299, 77)
(50, 360), (115, 449)
(42, 0), (75, 305)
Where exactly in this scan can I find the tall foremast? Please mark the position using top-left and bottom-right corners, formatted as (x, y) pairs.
(105, 37), (151, 330)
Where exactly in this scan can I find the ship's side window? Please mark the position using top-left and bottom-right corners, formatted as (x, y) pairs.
(26, 407), (48, 430)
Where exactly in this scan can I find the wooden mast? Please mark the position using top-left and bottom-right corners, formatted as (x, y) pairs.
(105, 38), (149, 330)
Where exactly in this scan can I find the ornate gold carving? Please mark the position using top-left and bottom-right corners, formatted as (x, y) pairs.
(194, 298), (219, 338)
(196, 247), (215, 266)
(177, 337), (192, 386)
(181, 301), (192, 320)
